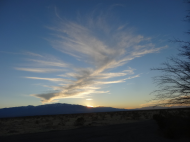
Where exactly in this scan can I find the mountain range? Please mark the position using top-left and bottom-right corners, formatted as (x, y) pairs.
(0, 103), (128, 118)
(1, 103), (188, 118)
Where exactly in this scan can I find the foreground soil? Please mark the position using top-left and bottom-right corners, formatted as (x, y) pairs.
(0, 120), (189, 142)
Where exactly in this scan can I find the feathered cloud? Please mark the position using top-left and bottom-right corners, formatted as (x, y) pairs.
(86, 99), (92, 100)
(25, 77), (71, 82)
(24, 52), (43, 57)
(15, 68), (65, 73)
(29, 59), (68, 68)
(17, 10), (166, 103)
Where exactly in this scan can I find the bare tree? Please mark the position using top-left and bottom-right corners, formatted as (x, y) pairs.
(151, 1), (190, 107)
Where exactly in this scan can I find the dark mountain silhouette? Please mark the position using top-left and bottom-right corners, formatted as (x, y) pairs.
(0, 103), (128, 118)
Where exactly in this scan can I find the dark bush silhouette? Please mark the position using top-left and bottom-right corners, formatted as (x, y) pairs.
(35, 120), (39, 124)
(74, 117), (85, 126)
(153, 113), (190, 139)
(153, 114), (166, 129)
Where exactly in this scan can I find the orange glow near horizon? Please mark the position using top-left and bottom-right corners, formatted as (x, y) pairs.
(125, 107), (135, 109)
(87, 105), (94, 108)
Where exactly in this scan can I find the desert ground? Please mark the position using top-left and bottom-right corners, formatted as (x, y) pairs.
(0, 108), (190, 142)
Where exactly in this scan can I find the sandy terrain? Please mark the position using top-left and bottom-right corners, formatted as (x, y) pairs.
(0, 108), (190, 141)
(0, 119), (189, 142)
(0, 113), (142, 136)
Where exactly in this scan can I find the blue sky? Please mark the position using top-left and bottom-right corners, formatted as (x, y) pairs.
(0, 0), (189, 109)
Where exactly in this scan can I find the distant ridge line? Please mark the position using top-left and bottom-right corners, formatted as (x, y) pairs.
(0, 103), (189, 118)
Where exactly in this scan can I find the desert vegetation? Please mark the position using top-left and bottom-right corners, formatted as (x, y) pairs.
(0, 107), (189, 137)
(153, 109), (190, 139)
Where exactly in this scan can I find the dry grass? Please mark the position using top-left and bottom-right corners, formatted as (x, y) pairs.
(0, 108), (189, 137)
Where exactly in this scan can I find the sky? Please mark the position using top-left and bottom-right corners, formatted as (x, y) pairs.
(0, 0), (189, 109)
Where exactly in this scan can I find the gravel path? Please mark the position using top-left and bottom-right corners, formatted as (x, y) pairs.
(0, 120), (189, 142)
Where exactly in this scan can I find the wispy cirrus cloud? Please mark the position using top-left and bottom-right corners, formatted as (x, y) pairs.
(86, 99), (92, 100)
(17, 8), (166, 103)
(29, 59), (68, 68)
(25, 77), (71, 83)
(15, 68), (65, 73)
(15, 52), (69, 74)
(24, 51), (44, 57)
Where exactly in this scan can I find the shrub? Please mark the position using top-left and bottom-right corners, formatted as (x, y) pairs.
(132, 112), (140, 120)
(74, 117), (85, 126)
(153, 114), (166, 129)
(153, 113), (190, 139)
(35, 120), (39, 124)
(92, 116), (98, 121)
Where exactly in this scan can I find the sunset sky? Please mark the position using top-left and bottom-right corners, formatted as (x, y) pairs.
(0, 0), (189, 109)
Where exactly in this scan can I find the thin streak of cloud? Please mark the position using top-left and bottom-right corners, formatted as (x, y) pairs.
(25, 77), (71, 82)
(86, 99), (92, 100)
(95, 80), (125, 85)
(16, 68), (65, 73)
(140, 100), (171, 108)
(140, 96), (190, 108)
(124, 74), (140, 80)
(117, 25), (126, 30)
(29, 59), (68, 68)
(24, 52), (43, 57)
(31, 89), (108, 104)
